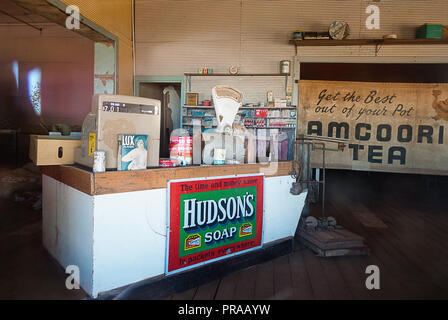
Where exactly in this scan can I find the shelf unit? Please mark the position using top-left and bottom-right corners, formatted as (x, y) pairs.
(184, 72), (290, 92)
(289, 38), (448, 54)
(184, 73), (289, 76)
(183, 105), (296, 109)
(182, 104), (297, 132)
(182, 74), (298, 160)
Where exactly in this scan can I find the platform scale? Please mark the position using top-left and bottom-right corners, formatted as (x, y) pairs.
(290, 135), (370, 257)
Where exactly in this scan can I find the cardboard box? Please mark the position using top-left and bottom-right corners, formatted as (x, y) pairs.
(29, 135), (81, 166)
(416, 24), (443, 39)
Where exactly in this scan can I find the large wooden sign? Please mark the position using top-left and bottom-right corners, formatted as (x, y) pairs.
(166, 174), (264, 274)
(298, 80), (448, 175)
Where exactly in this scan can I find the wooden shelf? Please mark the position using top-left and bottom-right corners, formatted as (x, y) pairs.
(183, 105), (297, 109)
(182, 124), (296, 129)
(183, 105), (215, 108)
(240, 106), (297, 110)
(185, 73), (289, 77)
(289, 38), (448, 47)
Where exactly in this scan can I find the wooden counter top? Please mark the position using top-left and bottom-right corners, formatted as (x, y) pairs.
(41, 161), (294, 195)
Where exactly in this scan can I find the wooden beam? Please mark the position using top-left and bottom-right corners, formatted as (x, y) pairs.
(289, 38), (448, 47)
(41, 165), (94, 195)
(9, 0), (113, 43)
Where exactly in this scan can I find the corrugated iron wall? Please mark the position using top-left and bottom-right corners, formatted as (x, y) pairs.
(61, 0), (134, 95)
(135, 0), (448, 102)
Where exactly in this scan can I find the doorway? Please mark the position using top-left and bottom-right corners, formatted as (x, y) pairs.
(138, 82), (182, 158)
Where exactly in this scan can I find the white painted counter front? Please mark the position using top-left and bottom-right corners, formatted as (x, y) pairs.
(42, 173), (306, 298)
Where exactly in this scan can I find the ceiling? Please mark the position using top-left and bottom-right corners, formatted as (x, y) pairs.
(0, 0), (52, 25)
(0, 0), (114, 43)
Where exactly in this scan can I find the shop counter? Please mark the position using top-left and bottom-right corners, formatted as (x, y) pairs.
(41, 161), (307, 298)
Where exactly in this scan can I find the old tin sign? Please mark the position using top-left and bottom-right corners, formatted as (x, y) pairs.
(298, 80), (448, 175)
(166, 174), (264, 274)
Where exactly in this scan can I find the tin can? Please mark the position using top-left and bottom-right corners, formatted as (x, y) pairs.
(93, 151), (106, 173)
(170, 136), (193, 166)
(293, 30), (303, 40)
(280, 60), (291, 74)
(159, 158), (178, 167)
(213, 148), (226, 165)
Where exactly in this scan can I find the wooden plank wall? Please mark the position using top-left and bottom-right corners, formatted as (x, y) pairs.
(135, 0), (448, 101)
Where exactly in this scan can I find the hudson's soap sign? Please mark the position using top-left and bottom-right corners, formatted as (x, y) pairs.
(298, 80), (448, 175)
(166, 175), (264, 274)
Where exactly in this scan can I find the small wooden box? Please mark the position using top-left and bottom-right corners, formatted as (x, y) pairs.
(186, 93), (199, 106)
(29, 135), (81, 166)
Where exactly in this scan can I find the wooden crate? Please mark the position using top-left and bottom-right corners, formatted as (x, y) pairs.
(29, 135), (81, 166)
(297, 225), (370, 257)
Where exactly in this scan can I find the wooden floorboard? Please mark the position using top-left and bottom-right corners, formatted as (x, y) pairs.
(214, 271), (239, 300)
(193, 279), (220, 300)
(300, 248), (334, 300)
(333, 200), (426, 299)
(318, 256), (353, 299)
(321, 202), (383, 299)
(171, 287), (197, 300)
(253, 260), (275, 300)
(379, 205), (448, 297)
(289, 246), (314, 300)
(272, 255), (294, 300)
(233, 266), (258, 300)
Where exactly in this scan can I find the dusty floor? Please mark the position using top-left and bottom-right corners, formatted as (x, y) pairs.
(0, 196), (87, 299)
(0, 168), (447, 300)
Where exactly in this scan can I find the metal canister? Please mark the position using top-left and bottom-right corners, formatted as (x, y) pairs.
(170, 136), (192, 166)
(213, 148), (226, 165)
(280, 60), (291, 74)
(293, 30), (303, 40)
(93, 151), (106, 173)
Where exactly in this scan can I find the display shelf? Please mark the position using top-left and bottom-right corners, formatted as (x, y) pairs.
(240, 106), (297, 110)
(289, 38), (448, 54)
(184, 73), (289, 77)
(183, 105), (297, 109)
(183, 115), (296, 119)
(289, 38), (448, 47)
(183, 105), (215, 108)
(182, 124), (296, 129)
(252, 127), (296, 129)
(243, 117), (297, 119)
(185, 72), (290, 92)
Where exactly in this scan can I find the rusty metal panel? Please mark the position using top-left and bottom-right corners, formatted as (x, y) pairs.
(298, 80), (448, 175)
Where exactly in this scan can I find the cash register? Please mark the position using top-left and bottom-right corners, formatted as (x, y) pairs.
(75, 94), (161, 170)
